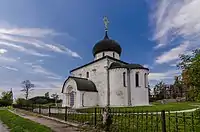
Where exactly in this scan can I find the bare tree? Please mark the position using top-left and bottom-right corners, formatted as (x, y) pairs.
(21, 80), (34, 100)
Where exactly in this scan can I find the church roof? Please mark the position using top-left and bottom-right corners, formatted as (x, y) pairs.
(70, 55), (128, 73)
(92, 31), (122, 56)
(62, 76), (97, 93)
(109, 62), (149, 70)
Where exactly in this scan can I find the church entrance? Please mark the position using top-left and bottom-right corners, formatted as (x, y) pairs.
(67, 86), (76, 108)
(69, 91), (75, 107)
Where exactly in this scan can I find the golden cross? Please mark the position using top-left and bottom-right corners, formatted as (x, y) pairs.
(103, 16), (109, 31)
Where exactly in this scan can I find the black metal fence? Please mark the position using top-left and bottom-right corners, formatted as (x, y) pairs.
(13, 105), (200, 132)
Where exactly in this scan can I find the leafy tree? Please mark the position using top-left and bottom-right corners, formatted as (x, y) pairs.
(154, 81), (166, 100)
(44, 92), (49, 98)
(21, 80), (34, 100)
(173, 76), (184, 97)
(0, 89), (13, 106)
(178, 49), (200, 101)
(15, 98), (27, 105)
(29, 96), (62, 105)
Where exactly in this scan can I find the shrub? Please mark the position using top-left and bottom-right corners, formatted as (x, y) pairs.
(0, 100), (12, 107)
(15, 98), (32, 106)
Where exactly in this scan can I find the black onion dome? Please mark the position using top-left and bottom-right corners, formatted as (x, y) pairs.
(93, 31), (122, 56)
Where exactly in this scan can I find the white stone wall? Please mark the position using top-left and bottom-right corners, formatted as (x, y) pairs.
(130, 69), (149, 106)
(61, 94), (66, 107)
(94, 51), (120, 60)
(80, 91), (98, 107)
(109, 68), (128, 106)
(71, 58), (109, 107)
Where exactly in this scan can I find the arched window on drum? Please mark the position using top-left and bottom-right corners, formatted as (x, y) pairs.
(123, 72), (126, 87)
(135, 72), (140, 87)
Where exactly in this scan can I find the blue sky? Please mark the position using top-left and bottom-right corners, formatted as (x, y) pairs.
(0, 0), (199, 98)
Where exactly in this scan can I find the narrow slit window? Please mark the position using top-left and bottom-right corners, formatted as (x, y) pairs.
(113, 52), (115, 58)
(86, 72), (89, 78)
(103, 52), (105, 57)
(135, 72), (139, 87)
(123, 72), (126, 87)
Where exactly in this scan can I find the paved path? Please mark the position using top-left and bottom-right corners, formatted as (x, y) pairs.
(70, 107), (200, 116)
(0, 121), (9, 132)
(10, 109), (81, 132)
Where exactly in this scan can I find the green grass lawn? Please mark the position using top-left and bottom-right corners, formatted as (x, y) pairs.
(76, 102), (200, 113)
(0, 110), (52, 132)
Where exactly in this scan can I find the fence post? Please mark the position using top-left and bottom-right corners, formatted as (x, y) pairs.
(32, 104), (34, 112)
(48, 105), (51, 117)
(65, 106), (67, 121)
(95, 107), (97, 126)
(161, 110), (166, 132)
(39, 105), (41, 114)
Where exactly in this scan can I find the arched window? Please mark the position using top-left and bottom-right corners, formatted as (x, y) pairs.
(86, 72), (89, 78)
(123, 72), (126, 87)
(103, 52), (105, 57)
(113, 52), (115, 58)
(70, 91), (75, 107)
(135, 72), (139, 87)
(144, 73), (148, 88)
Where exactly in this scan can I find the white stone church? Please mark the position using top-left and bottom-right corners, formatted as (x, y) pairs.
(61, 18), (149, 108)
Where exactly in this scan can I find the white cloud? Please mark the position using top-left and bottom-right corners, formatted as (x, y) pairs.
(149, 69), (181, 81)
(150, 0), (200, 63)
(0, 48), (7, 54)
(0, 33), (81, 58)
(24, 62), (33, 65)
(169, 64), (177, 67)
(0, 33), (44, 48)
(0, 21), (81, 58)
(0, 41), (25, 50)
(0, 41), (50, 57)
(0, 56), (17, 62)
(47, 76), (61, 80)
(0, 66), (18, 71)
(150, 0), (200, 47)
(0, 28), (55, 38)
(29, 65), (62, 80)
(155, 42), (189, 64)
(45, 44), (82, 58)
